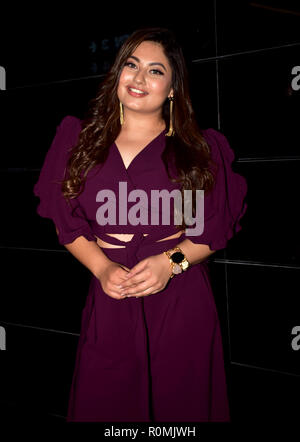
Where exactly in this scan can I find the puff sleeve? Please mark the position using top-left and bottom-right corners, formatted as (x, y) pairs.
(33, 115), (97, 245)
(181, 128), (248, 251)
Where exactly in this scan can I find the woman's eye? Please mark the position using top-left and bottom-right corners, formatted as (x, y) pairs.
(150, 69), (164, 76)
(125, 62), (136, 68)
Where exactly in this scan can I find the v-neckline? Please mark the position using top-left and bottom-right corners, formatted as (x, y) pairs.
(113, 129), (166, 172)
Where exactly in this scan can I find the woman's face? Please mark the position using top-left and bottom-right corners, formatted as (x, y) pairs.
(117, 41), (173, 117)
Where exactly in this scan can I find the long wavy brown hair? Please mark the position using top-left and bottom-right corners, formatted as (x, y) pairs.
(60, 27), (218, 231)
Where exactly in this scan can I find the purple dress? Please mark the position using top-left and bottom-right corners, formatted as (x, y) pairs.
(33, 116), (247, 422)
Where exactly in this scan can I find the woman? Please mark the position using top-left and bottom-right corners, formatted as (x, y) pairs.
(33, 27), (247, 422)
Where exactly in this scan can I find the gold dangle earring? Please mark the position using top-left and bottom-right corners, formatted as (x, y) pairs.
(119, 101), (124, 126)
(166, 95), (175, 137)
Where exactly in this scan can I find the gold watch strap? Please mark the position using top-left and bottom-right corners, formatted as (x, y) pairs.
(164, 247), (190, 278)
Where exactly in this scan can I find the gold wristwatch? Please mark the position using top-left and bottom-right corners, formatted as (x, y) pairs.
(163, 247), (190, 279)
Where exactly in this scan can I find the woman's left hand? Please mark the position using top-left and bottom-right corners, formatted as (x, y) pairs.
(119, 253), (172, 298)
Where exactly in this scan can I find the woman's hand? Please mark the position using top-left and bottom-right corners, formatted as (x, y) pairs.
(119, 253), (172, 298)
(96, 261), (132, 300)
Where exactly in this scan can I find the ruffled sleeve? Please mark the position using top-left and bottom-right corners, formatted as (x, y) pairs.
(181, 128), (248, 251)
(33, 115), (97, 245)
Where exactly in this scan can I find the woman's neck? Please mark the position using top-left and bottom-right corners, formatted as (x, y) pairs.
(121, 109), (165, 135)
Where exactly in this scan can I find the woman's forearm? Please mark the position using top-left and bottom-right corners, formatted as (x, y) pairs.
(59, 226), (214, 281)
(63, 235), (113, 279)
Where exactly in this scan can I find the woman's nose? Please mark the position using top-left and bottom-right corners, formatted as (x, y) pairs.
(133, 69), (146, 84)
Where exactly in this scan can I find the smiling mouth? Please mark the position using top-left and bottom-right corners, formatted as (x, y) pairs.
(127, 86), (148, 96)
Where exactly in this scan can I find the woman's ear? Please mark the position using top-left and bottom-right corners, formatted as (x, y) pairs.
(168, 87), (174, 99)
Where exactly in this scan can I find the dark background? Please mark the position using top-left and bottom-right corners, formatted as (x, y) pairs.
(0, 0), (300, 429)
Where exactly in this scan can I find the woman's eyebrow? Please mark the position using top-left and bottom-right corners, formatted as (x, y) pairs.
(128, 55), (167, 72)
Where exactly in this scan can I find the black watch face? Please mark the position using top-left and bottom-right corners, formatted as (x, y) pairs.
(171, 252), (184, 263)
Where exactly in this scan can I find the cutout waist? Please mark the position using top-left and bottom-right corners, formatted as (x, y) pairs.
(96, 230), (184, 249)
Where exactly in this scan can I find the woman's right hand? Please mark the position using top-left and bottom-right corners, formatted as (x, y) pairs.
(96, 261), (131, 300)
